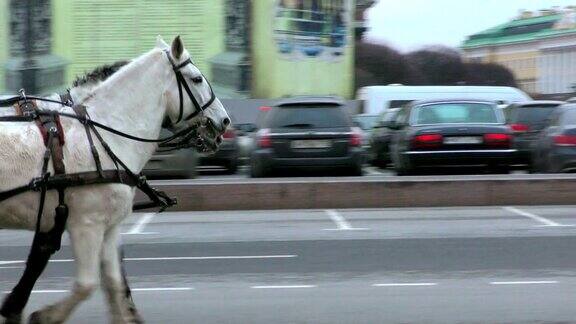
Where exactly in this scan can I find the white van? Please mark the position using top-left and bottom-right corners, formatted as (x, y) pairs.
(356, 85), (532, 115)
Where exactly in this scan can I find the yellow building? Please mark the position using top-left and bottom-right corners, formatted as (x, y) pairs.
(462, 8), (576, 97)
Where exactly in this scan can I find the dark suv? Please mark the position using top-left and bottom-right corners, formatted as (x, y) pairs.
(250, 97), (364, 177)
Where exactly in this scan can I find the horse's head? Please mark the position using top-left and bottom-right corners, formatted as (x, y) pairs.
(157, 35), (230, 153)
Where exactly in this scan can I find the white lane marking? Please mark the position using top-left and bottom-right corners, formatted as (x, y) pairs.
(124, 255), (297, 261)
(490, 281), (558, 285)
(251, 285), (316, 289)
(0, 255), (297, 265)
(503, 207), (572, 227)
(373, 283), (437, 287)
(3, 288), (193, 294)
(323, 209), (368, 231)
(122, 213), (157, 235)
(0, 266), (22, 270)
(1, 290), (69, 294)
(131, 288), (193, 292)
(0, 261), (24, 266)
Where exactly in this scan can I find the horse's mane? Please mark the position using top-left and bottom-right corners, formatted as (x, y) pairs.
(72, 61), (130, 87)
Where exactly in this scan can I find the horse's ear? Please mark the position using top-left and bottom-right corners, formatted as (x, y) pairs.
(156, 35), (169, 49)
(171, 35), (184, 60)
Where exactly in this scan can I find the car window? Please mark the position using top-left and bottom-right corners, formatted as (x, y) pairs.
(388, 100), (414, 109)
(514, 106), (559, 126)
(264, 105), (350, 128)
(353, 115), (379, 130)
(414, 103), (499, 125)
(383, 109), (400, 122)
(396, 107), (409, 126)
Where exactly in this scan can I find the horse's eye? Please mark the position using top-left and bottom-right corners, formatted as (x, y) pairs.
(192, 76), (203, 84)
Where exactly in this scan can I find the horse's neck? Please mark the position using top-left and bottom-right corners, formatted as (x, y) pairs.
(70, 85), (97, 103)
(83, 50), (168, 172)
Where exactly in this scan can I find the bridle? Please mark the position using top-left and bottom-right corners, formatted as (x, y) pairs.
(163, 49), (216, 124)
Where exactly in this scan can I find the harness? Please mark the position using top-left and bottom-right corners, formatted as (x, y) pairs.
(0, 50), (215, 320)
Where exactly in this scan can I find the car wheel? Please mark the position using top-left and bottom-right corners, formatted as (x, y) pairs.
(394, 155), (414, 176)
(347, 164), (363, 176)
(488, 164), (510, 174)
(224, 159), (239, 175)
(250, 160), (268, 178)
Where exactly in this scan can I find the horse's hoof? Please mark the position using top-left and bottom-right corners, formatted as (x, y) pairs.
(3, 313), (22, 324)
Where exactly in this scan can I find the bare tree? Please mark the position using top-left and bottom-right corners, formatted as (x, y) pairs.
(355, 42), (518, 90)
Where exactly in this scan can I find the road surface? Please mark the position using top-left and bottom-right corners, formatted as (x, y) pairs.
(1, 206), (576, 323)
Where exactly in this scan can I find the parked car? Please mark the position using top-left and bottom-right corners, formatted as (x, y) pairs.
(389, 99), (515, 175)
(533, 104), (576, 173)
(504, 101), (564, 167)
(142, 130), (198, 178)
(199, 126), (240, 174)
(352, 114), (379, 161)
(250, 96), (364, 177)
(369, 108), (401, 168)
(234, 123), (259, 164)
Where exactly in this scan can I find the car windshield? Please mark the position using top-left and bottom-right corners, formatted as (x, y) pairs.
(414, 103), (499, 125)
(265, 105), (350, 128)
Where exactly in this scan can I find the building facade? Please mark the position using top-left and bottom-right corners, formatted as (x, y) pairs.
(462, 8), (576, 97)
(1, 0), (357, 99)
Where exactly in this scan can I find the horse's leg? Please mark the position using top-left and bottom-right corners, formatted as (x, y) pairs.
(100, 225), (143, 324)
(28, 222), (105, 324)
(1, 233), (53, 324)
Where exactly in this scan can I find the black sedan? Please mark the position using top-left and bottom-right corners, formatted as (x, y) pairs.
(533, 104), (576, 173)
(389, 99), (515, 175)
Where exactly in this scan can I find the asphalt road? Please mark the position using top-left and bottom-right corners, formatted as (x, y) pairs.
(2, 206), (576, 323)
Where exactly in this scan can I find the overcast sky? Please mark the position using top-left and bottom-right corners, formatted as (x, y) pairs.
(366, 0), (576, 52)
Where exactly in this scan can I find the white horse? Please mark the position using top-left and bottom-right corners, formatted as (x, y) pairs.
(0, 36), (229, 324)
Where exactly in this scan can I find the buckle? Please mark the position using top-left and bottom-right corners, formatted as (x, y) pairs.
(30, 173), (51, 191)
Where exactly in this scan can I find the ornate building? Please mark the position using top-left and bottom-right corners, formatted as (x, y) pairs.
(462, 7), (576, 97)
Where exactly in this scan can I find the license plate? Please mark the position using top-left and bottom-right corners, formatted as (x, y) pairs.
(291, 139), (331, 149)
(444, 136), (482, 144)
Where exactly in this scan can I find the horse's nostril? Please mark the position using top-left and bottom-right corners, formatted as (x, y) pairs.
(222, 118), (231, 128)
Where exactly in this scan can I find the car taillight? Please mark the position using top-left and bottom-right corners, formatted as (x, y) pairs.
(349, 127), (362, 147)
(554, 135), (576, 146)
(511, 123), (529, 133)
(223, 129), (236, 139)
(484, 133), (511, 148)
(257, 128), (271, 148)
(412, 134), (443, 149)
